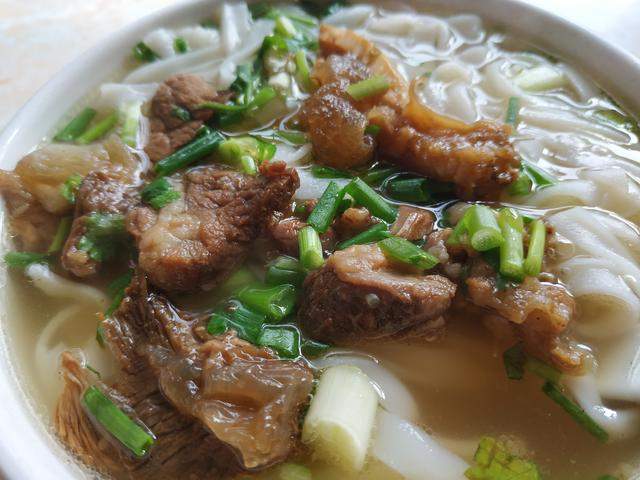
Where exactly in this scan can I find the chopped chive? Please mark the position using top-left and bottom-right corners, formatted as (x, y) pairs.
(526, 356), (561, 384)
(132, 41), (158, 62)
(503, 344), (526, 380)
(276, 129), (308, 145)
(446, 215), (468, 246)
(505, 96), (520, 127)
(141, 177), (181, 210)
(524, 219), (546, 277)
(173, 37), (189, 54)
(53, 107), (97, 142)
(378, 236), (439, 270)
(3, 252), (49, 269)
(364, 124), (381, 136)
(105, 271), (133, 317)
(508, 169), (534, 196)
(76, 111), (119, 145)
(346, 75), (390, 101)
(240, 155), (257, 175)
(298, 226), (324, 270)
(542, 381), (609, 443)
(295, 50), (313, 91)
(498, 208), (524, 281)
(307, 182), (344, 233)
(523, 160), (556, 187)
(47, 217), (73, 254)
(311, 166), (352, 179)
(61, 173), (83, 204)
(258, 325), (300, 358)
(345, 177), (397, 223)
(301, 338), (331, 358)
(120, 101), (142, 148)
(465, 205), (503, 252)
(237, 284), (297, 322)
(155, 127), (224, 176)
(266, 256), (306, 287)
(360, 166), (398, 186)
(208, 299), (266, 343)
(337, 223), (391, 250)
(96, 323), (105, 347)
(275, 15), (298, 38)
(199, 86), (276, 113)
(170, 105), (191, 122)
(82, 386), (155, 457)
(466, 436), (541, 480)
(277, 462), (313, 480)
(384, 177), (431, 203)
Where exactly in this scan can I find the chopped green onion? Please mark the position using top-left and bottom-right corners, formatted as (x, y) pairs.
(208, 299), (266, 343)
(217, 135), (276, 174)
(307, 182), (344, 233)
(155, 127), (224, 176)
(542, 381), (609, 443)
(277, 462), (312, 480)
(47, 217), (73, 254)
(240, 155), (257, 175)
(345, 177), (397, 223)
(77, 212), (128, 262)
(141, 177), (181, 210)
(523, 160), (556, 187)
(503, 343), (526, 380)
(311, 166), (352, 179)
(258, 325), (300, 358)
(171, 106), (191, 122)
(275, 15), (298, 38)
(464, 205), (503, 252)
(76, 111), (119, 145)
(53, 107), (97, 142)
(295, 50), (313, 91)
(132, 41), (157, 62)
(237, 284), (297, 322)
(266, 256), (307, 287)
(346, 75), (390, 101)
(105, 271), (133, 317)
(594, 109), (640, 137)
(199, 86), (276, 113)
(218, 267), (256, 298)
(337, 196), (353, 215)
(498, 208), (524, 281)
(298, 226), (324, 270)
(173, 37), (189, 54)
(120, 101), (142, 148)
(364, 124), (381, 136)
(446, 214), (468, 246)
(384, 177), (431, 203)
(276, 129), (308, 145)
(378, 236), (439, 270)
(465, 436), (541, 480)
(524, 219), (546, 277)
(526, 356), (561, 383)
(505, 96), (520, 127)
(337, 222), (391, 250)
(301, 338), (331, 358)
(60, 173), (83, 204)
(508, 169), (534, 196)
(82, 386), (155, 457)
(3, 252), (49, 269)
(360, 166), (398, 186)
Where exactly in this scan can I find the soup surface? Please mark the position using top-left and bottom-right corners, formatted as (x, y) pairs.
(2, 2), (640, 480)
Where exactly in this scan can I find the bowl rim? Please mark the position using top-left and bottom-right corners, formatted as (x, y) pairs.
(1, 0), (639, 478)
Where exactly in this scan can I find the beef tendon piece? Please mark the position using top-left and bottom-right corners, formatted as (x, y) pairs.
(129, 162), (299, 293)
(298, 243), (456, 344)
(465, 260), (585, 373)
(390, 205), (434, 241)
(145, 74), (230, 162)
(316, 24), (520, 199)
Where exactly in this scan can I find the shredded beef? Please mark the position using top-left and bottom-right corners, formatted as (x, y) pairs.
(128, 162), (299, 293)
(145, 74), (230, 162)
(298, 243), (456, 344)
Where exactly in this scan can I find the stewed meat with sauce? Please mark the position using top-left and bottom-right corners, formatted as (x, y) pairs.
(298, 243), (457, 344)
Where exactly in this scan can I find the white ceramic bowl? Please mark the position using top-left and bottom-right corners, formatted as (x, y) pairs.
(1, 1), (639, 478)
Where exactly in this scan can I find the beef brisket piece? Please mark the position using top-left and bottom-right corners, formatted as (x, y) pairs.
(128, 162), (299, 293)
(298, 243), (457, 344)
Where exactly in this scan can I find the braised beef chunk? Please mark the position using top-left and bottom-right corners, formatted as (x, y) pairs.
(464, 259), (585, 373)
(146, 74), (230, 162)
(267, 212), (336, 256)
(334, 207), (375, 238)
(130, 162), (299, 292)
(390, 206), (434, 241)
(298, 244), (456, 344)
(61, 168), (139, 277)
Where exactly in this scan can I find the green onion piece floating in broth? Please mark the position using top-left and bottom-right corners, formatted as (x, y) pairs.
(465, 436), (541, 480)
(508, 169), (534, 197)
(155, 127), (224, 177)
(141, 177), (181, 210)
(207, 300), (266, 344)
(311, 166), (352, 179)
(47, 217), (73, 254)
(360, 166), (398, 186)
(301, 338), (331, 358)
(345, 177), (397, 223)
(378, 236), (439, 270)
(384, 177), (431, 203)
(277, 462), (313, 480)
(275, 15), (298, 38)
(505, 96), (520, 127)
(502, 344), (526, 380)
(3, 252), (49, 269)
(524, 219), (546, 277)
(258, 325), (301, 358)
(346, 75), (390, 101)
(53, 107), (97, 143)
(295, 50), (313, 91)
(120, 101), (143, 148)
(498, 208), (524, 281)
(523, 160), (556, 187)
(173, 37), (189, 54)
(266, 256), (306, 287)
(298, 226), (324, 270)
(276, 129), (308, 145)
(526, 356), (561, 384)
(82, 386), (155, 457)
(464, 205), (504, 252)
(132, 41), (158, 62)
(542, 381), (609, 443)
(307, 181), (345, 233)
(76, 111), (119, 145)
(336, 222), (391, 250)
(237, 284), (297, 322)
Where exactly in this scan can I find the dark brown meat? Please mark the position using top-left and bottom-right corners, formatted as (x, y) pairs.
(61, 168), (138, 277)
(465, 260), (584, 373)
(267, 212), (336, 256)
(334, 207), (375, 239)
(0, 171), (59, 252)
(145, 74), (229, 162)
(56, 273), (314, 476)
(298, 243), (456, 344)
(390, 205), (434, 241)
(129, 162), (299, 292)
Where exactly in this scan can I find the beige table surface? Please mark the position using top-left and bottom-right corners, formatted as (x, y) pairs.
(1, 0), (639, 129)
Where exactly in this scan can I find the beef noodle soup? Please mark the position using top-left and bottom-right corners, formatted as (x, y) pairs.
(2, 2), (640, 479)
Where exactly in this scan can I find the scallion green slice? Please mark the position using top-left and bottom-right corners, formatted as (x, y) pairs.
(336, 222), (391, 250)
(346, 75), (390, 101)
(307, 181), (344, 233)
(298, 226), (324, 270)
(378, 236), (439, 270)
(345, 177), (397, 223)
(524, 219), (546, 276)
